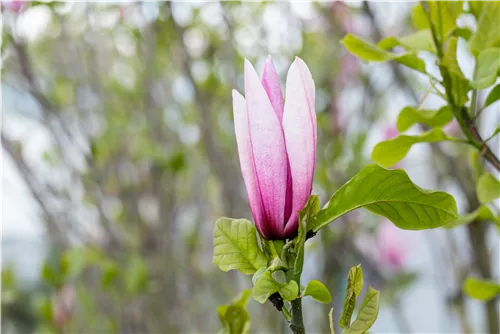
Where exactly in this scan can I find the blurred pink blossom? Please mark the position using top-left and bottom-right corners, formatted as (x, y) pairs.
(331, 1), (354, 33)
(2, 0), (24, 14)
(444, 119), (461, 136)
(52, 284), (76, 329)
(383, 125), (399, 140)
(376, 221), (413, 271)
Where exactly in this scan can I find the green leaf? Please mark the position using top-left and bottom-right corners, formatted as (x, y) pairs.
(477, 172), (500, 204)
(101, 262), (119, 290)
(252, 271), (298, 303)
(487, 124), (500, 141)
(294, 195), (320, 275)
(339, 288), (356, 329)
(417, 2), (462, 45)
(61, 247), (87, 279)
(454, 27), (473, 41)
(442, 37), (470, 107)
(302, 280), (332, 304)
(344, 286), (380, 334)
(342, 34), (426, 73)
(218, 290), (252, 334)
(314, 164), (458, 232)
(463, 277), (500, 301)
(469, 1), (500, 57)
(397, 106), (453, 132)
(378, 30), (436, 53)
(124, 255), (148, 293)
(41, 263), (62, 287)
(411, 4), (429, 30)
(430, 2), (463, 43)
(469, 1), (484, 19)
(233, 289), (252, 308)
(372, 128), (452, 168)
(252, 267), (267, 286)
(470, 48), (500, 89)
(279, 280), (299, 302)
(339, 265), (364, 329)
(348, 265), (364, 297)
(213, 218), (268, 275)
(443, 205), (497, 229)
(484, 84), (500, 109)
(267, 257), (287, 273)
(36, 297), (54, 323)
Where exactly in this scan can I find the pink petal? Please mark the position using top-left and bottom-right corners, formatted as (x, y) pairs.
(245, 59), (288, 238)
(232, 90), (269, 239)
(261, 57), (292, 225)
(261, 56), (285, 122)
(282, 57), (317, 237)
(383, 125), (398, 140)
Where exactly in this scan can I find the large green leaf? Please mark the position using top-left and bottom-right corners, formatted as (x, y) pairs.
(217, 290), (252, 334)
(344, 286), (380, 334)
(443, 205), (498, 229)
(463, 277), (500, 301)
(213, 218), (268, 275)
(313, 164), (458, 232)
(342, 34), (426, 73)
(372, 128), (452, 168)
(442, 37), (469, 107)
(397, 106), (453, 132)
(302, 280), (332, 304)
(378, 30), (436, 53)
(484, 84), (500, 109)
(471, 48), (500, 89)
(476, 172), (500, 204)
(469, 1), (500, 57)
(252, 271), (298, 303)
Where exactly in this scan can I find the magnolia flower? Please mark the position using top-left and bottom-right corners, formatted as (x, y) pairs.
(232, 57), (316, 240)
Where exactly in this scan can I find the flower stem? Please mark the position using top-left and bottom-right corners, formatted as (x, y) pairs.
(286, 271), (306, 334)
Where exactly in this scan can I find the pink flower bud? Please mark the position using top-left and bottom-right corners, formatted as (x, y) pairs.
(232, 57), (316, 240)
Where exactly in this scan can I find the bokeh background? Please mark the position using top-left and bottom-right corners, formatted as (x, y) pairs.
(1, 1), (499, 333)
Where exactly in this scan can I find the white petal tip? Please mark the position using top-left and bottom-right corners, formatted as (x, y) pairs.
(232, 89), (244, 99)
